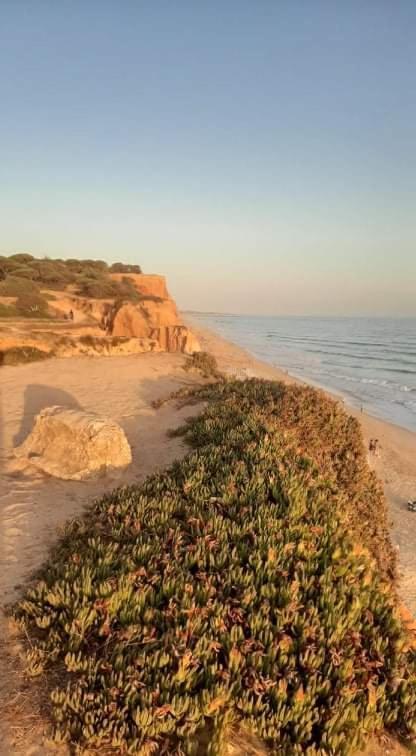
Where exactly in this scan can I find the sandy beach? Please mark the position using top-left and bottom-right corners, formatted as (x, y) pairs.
(1, 325), (416, 754)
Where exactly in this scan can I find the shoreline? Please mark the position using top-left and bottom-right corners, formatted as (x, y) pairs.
(185, 313), (416, 436)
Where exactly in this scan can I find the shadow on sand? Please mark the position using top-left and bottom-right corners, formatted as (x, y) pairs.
(13, 384), (83, 447)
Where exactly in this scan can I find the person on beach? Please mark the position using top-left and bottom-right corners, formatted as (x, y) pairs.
(69, 309), (74, 321)
(368, 439), (381, 457)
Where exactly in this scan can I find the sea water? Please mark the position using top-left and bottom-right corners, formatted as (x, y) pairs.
(188, 314), (416, 433)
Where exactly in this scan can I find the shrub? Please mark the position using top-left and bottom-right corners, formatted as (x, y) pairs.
(9, 252), (35, 263)
(110, 262), (142, 273)
(9, 265), (36, 279)
(75, 276), (120, 299)
(16, 293), (50, 318)
(0, 257), (22, 276)
(0, 256), (142, 303)
(76, 275), (141, 302)
(29, 260), (73, 288)
(0, 302), (18, 317)
(67, 258), (108, 273)
(184, 350), (223, 379)
(0, 276), (40, 296)
(79, 334), (104, 348)
(15, 380), (416, 753)
(116, 276), (141, 302)
(0, 346), (51, 365)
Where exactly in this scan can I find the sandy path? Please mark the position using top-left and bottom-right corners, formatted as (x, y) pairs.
(1, 329), (416, 754)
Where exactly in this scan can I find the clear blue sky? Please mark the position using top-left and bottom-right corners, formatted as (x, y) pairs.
(1, 2), (415, 315)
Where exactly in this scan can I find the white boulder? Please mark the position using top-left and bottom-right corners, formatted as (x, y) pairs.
(15, 406), (132, 480)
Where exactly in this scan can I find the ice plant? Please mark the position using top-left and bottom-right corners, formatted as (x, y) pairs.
(16, 379), (416, 754)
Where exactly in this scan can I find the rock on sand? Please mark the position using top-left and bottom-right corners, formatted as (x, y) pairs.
(15, 406), (132, 480)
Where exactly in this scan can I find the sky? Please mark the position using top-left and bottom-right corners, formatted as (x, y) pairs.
(0, 1), (415, 316)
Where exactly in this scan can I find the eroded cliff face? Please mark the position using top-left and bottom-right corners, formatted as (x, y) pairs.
(105, 274), (199, 354)
(0, 272), (199, 362)
(109, 273), (170, 300)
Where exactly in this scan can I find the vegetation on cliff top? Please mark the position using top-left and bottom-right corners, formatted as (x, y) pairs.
(0, 254), (143, 316)
(16, 380), (416, 754)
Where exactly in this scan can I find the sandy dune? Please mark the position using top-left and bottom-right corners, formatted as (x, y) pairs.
(1, 326), (416, 754)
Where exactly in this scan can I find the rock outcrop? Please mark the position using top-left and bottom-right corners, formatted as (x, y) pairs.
(15, 406), (132, 480)
(106, 274), (200, 352)
(2, 271), (200, 361)
(110, 273), (169, 300)
(140, 298), (180, 327)
(110, 303), (151, 338)
(150, 325), (200, 354)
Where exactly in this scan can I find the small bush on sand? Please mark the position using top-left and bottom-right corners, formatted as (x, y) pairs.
(0, 346), (51, 365)
(15, 380), (416, 754)
(0, 302), (18, 317)
(79, 334), (97, 347)
(16, 293), (50, 318)
(184, 350), (223, 379)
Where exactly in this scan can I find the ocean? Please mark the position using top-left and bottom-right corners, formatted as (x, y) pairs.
(188, 314), (416, 433)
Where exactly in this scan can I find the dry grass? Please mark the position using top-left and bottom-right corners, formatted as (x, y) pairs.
(0, 346), (52, 366)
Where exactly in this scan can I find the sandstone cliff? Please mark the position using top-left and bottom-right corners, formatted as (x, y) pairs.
(0, 271), (199, 362)
(110, 273), (170, 300)
(105, 274), (199, 354)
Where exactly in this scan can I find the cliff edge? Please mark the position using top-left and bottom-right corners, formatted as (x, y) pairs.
(0, 268), (200, 362)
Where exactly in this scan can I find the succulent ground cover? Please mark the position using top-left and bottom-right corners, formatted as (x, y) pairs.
(16, 379), (416, 754)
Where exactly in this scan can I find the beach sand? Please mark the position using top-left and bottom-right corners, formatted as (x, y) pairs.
(1, 324), (416, 754)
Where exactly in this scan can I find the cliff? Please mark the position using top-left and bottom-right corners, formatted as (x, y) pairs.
(109, 273), (170, 300)
(0, 271), (200, 362)
(106, 274), (199, 354)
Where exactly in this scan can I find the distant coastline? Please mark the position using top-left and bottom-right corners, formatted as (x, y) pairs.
(186, 312), (416, 434)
